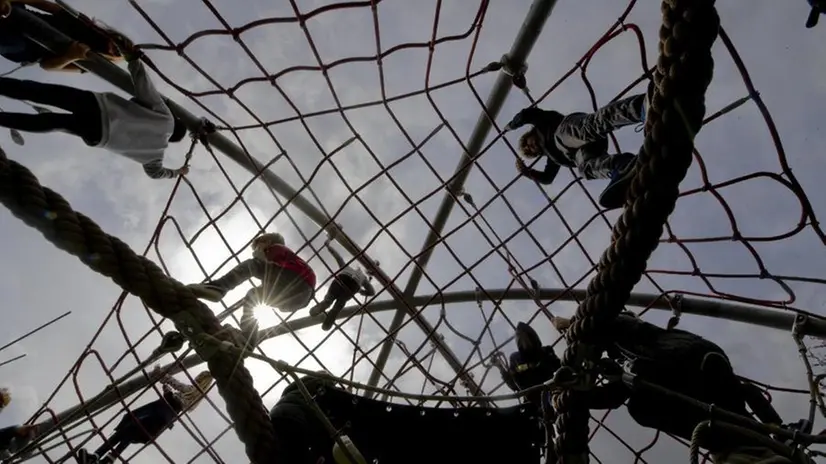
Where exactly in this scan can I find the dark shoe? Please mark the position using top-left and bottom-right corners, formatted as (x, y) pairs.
(186, 283), (226, 302)
(75, 449), (99, 464)
(598, 156), (636, 210)
(321, 311), (336, 332)
(308, 301), (329, 318)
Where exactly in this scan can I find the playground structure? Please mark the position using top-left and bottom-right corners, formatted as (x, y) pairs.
(0, 0), (825, 463)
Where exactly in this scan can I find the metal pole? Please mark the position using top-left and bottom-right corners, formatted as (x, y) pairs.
(32, 288), (819, 440)
(0, 353), (26, 369)
(365, 0), (560, 392)
(264, 289), (826, 341)
(11, 8), (484, 396)
(0, 311), (71, 354)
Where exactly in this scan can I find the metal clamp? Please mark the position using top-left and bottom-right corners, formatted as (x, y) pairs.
(666, 293), (684, 330)
(792, 314), (808, 338)
(499, 54), (528, 90)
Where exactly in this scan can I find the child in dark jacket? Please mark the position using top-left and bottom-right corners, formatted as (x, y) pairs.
(506, 92), (647, 210)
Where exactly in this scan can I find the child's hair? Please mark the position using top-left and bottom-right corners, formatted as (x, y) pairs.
(169, 117), (187, 143)
(518, 128), (542, 158)
(0, 388), (10, 409)
(253, 233), (286, 250)
(180, 371), (213, 411)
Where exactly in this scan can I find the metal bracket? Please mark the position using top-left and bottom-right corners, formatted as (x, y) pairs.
(666, 293), (684, 330)
(499, 53), (528, 90)
(792, 314), (808, 338)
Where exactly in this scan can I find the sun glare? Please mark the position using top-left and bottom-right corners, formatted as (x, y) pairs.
(249, 303), (281, 328)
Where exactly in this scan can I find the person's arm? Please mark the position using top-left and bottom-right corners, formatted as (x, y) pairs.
(127, 58), (169, 114)
(39, 41), (89, 72)
(741, 382), (783, 425)
(143, 160), (186, 180)
(40, 60), (83, 72)
(508, 107), (560, 131)
(11, 0), (62, 13)
(519, 158), (560, 185)
(359, 279), (376, 296)
(159, 375), (191, 393)
(326, 243), (347, 269)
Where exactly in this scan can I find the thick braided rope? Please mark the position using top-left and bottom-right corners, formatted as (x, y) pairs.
(0, 149), (277, 464)
(551, 0), (721, 462)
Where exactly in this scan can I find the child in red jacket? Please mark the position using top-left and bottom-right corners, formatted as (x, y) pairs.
(187, 233), (316, 313)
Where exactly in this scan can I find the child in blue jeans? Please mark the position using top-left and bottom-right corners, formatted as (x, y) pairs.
(507, 92), (648, 210)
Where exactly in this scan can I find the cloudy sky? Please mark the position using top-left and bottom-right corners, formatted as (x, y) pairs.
(1, 0), (825, 462)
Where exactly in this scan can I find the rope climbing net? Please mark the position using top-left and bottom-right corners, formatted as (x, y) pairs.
(1, 0), (825, 463)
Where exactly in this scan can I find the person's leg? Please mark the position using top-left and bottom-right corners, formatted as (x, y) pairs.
(320, 276), (360, 331)
(93, 430), (124, 457)
(104, 441), (130, 462)
(555, 94), (646, 150)
(321, 297), (348, 331)
(187, 259), (266, 302)
(308, 296), (334, 318)
(0, 112), (83, 135)
(308, 286), (337, 317)
(574, 142), (634, 181)
(0, 77), (96, 114)
(587, 146), (637, 211)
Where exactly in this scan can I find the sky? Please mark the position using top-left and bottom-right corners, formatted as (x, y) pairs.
(0, 0), (825, 463)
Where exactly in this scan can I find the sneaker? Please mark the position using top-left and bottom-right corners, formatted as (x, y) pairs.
(186, 283), (226, 302)
(598, 156), (636, 211)
(308, 299), (333, 318)
(321, 312), (336, 332)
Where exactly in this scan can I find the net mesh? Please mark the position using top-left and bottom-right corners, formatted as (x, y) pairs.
(4, 0), (826, 463)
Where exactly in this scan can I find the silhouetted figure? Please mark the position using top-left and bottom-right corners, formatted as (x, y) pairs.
(506, 89), (650, 210)
(308, 243), (376, 331)
(187, 232), (317, 312)
(75, 370), (213, 464)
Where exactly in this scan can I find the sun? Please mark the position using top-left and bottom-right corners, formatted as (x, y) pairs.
(249, 303), (283, 328)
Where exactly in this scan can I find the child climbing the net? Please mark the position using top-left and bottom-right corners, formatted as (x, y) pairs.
(506, 88), (650, 210)
(0, 425), (36, 460)
(0, 387), (37, 460)
(548, 313), (809, 464)
(308, 242), (376, 331)
(0, 35), (188, 179)
(0, 387), (9, 414)
(0, 0), (125, 73)
(75, 369), (213, 464)
(187, 232), (317, 313)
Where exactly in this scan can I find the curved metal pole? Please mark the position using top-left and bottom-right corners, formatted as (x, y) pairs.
(33, 288), (820, 441)
(11, 8), (483, 397)
(366, 0), (561, 393)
